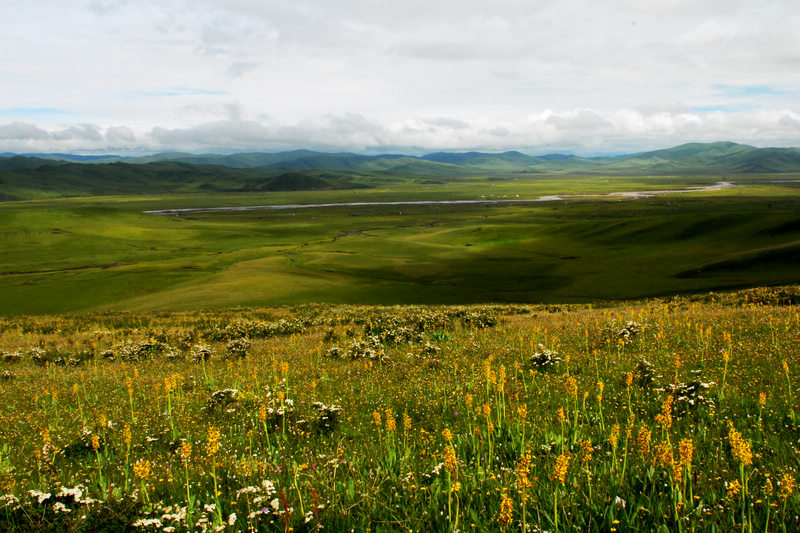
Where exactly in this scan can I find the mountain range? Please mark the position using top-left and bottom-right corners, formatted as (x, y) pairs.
(5, 141), (800, 174)
(2, 141), (800, 201)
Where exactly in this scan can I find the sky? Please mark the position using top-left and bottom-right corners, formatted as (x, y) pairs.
(2, 0), (800, 156)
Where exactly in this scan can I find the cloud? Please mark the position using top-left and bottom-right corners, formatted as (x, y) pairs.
(86, 0), (129, 16)
(3, 0), (799, 147)
(2, 107), (800, 155)
(0, 122), (50, 141)
(390, 41), (490, 62)
(105, 126), (136, 143)
(227, 62), (259, 78)
(545, 110), (613, 131)
(51, 124), (104, 142)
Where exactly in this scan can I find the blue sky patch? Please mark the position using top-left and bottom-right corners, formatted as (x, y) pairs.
(0, 107), (71, 116)
(125, 87), (228, 98)
(691, 103), (756, 113)
(712, 84), (790, 99)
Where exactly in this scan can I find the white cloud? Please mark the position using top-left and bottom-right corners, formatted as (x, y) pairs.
(0, 122), (50, 141)
(2, 108), (800, 155)
(0, 1), (799, 154)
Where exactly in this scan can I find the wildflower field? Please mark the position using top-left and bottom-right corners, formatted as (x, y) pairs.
(0, 286), (798, 531)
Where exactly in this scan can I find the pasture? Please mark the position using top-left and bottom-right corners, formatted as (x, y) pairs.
(0, 174), (798, 315)
(0, 290), (798, 530)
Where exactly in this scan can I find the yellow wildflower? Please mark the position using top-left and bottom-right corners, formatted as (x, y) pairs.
(403, 412), (412, 431)
(498, 493), (513, 528)
(654, 440), (673, 469)
(207, 426), (221, 457)
(180, 441), (192, 463)
(608, 424), (621, 450)
(552, 454), (570, 485)
(727, 479), (742, 500)
(580, 439), (593, 464)
(678, 438), (694, 470)
(728, 426), (753, 467)
(654, 396), (673, 431)
(780, 473), (795, 499)
(637, 427), (652, 457)
(444, 444), (458, 477)
(133, 459), (151, 480)
(565, 376), (578, 399)
(517, 450), (533, 490)
(763, 477), (773, 497)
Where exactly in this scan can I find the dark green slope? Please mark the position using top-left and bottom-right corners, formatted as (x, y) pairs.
(117, 142), (800, 174)
(5, 141), (800, 202)
(0, 160), (369, 200)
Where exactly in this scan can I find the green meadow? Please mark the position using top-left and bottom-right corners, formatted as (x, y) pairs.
(1, 167), (800, 532)
(0, 173), (798, 314)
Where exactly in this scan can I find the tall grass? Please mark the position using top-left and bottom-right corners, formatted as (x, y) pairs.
(0, 290), (798, 531)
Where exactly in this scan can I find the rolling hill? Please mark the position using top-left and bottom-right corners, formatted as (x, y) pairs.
(0, 159), (370, 201)
(3, 141), (800, 201)
(119, 141), (800, 173)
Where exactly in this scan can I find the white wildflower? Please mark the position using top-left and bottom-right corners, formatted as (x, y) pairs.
(615, 496), (627, 509)
(132, 518), (163, 528)
(57, 485), (84, 502)
(28, 490), (51, 504)
(261, 479), (277, 496)
(235, 486), (259, 499)
(0, 494), (20, 508)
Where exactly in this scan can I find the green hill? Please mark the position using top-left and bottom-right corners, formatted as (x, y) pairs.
(0, 160), (369, 200)
(118, 141), (800, 174)
(5, 141), (800, 201)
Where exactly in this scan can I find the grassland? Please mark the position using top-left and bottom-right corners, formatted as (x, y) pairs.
(0, 287), (799, 531)
(2, 160), (800, 531)
(1, 174), (799, 315)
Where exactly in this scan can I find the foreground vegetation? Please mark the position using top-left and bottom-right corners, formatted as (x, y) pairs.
(1, 286), (799, 531)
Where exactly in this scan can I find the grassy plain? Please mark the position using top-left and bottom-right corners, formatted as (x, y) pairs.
(1, 170), (800, 531)
(0, 174), (799, 314)
(0, 289), (799, 531)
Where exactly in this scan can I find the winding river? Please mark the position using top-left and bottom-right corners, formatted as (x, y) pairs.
(145, 181), (736, 215)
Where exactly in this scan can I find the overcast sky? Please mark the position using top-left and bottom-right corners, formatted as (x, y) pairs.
(2, 0), (800, 155)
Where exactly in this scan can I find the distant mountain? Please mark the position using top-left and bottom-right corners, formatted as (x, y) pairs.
(98, 142), (800, 174)
(0, 159), (369, 201)
(4, 142), (800, 201)
(0, 152), (121, 162)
